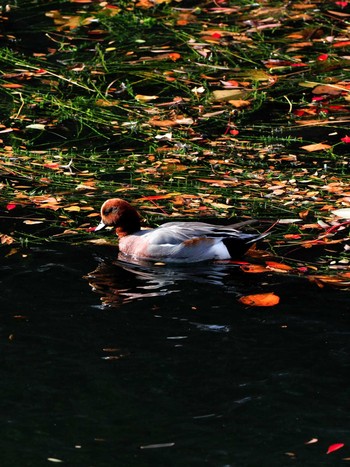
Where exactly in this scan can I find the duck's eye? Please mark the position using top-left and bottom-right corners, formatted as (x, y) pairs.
(104, 206), (118, 215)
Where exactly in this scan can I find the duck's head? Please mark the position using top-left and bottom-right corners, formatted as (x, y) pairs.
(95, 198), (141, 237)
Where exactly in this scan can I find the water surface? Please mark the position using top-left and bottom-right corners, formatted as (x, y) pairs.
(1, 245), (350, 466)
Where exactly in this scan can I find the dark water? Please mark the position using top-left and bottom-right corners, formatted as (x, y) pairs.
(1, 245), (350, 466)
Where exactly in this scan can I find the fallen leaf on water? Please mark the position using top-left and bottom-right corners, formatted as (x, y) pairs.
(309, 273), (350, 288)
(212, 89), (247, 101)
(240, 264), (268, 273)
(26, 123), (47, 130)
(312, 84), (343, 96)
(239, 292), (280, 307)
(305, 438), (318, 444)
(23, 220), (44, 225)
(327, 443), (345, 454)
(1, 83), (24, 88)
(301, 143), (332, 152)
(0, 233), (15, 245)
(64, 205), (81, 212)
(135, 94), (159, 102)
(332, 208), (350, 219)
(266, 261), (293, 272)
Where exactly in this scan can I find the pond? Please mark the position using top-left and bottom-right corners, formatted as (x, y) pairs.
(1, 245), (350, 466)
(1, 0), (350, 465)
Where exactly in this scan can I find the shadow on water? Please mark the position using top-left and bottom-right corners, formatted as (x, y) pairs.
(1, 244), (350, 467)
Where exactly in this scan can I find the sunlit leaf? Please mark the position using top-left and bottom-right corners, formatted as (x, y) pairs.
(64, 205), (81, 212)
(239, 292), (280, 307)
(23, 220), (44, 225)
(212, 89), (247, 101)
(26, 124), (47, 130)
(301, 143), (332, 152)
(266, 261), (293, 272)
(135, 94), (159, 102)
(332, 208), (350, 218)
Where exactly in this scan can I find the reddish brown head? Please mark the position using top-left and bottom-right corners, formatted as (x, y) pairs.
(96, 198), (141, 237)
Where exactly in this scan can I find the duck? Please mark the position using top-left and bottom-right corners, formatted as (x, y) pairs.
(95, 198), (267, 263)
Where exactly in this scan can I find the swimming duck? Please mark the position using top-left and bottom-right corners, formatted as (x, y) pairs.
(95, 198), (267, 263)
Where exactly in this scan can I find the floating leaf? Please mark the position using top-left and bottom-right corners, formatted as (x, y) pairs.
(305, 438), (318, 444)
(26, 123), (47, 130)
(301, 143), (332, 152)
(135, 94), (159, 102)
(0, 233), (15, 245)
(312, 85), (343, 96)
(239, 292), (280, 307)
(64, 205), (81, 212)
(212, 89), (246, 101)
(309, 273), (350, 288)
(266, 261), (293, 272)
(240, 264), (268, 273)
(332, 208), (350, 218)
(326, 443), (345, 454)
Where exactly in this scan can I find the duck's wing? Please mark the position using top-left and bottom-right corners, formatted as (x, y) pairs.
(152, 221), (259, 243)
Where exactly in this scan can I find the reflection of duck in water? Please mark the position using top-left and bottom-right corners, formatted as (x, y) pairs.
(95, 198), (268, 264)
(85, 259), (233, 308)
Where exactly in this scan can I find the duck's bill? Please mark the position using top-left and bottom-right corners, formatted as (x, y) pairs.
(95, 220), (106, 231)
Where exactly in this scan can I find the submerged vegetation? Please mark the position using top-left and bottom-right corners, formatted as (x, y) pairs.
(0, 0), (349, 281)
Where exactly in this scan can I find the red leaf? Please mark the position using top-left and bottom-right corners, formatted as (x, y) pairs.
(341, 135), (350, 143)
(333, 40), (350, 47)
(327, 443), (344, 454)
(317, 53), (329, 61)
(6, 203), (17, 211)
(230, 129), (239, 136)
(336, 0), (348, 7)
(211, 32), (222, 39)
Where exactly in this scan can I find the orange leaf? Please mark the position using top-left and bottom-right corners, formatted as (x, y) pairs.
(266, 261), (293, 272)
(0, 233), (15, 245)
(301, 143), (332, 152)
(1, 83), (24, 88)
(168, 53), (181, 61)
(239, 292), (280, 307)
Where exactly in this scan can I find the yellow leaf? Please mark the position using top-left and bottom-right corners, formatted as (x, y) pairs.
(135, 94), (159, 102)
(212, 89), (247, 101)
(64, 205), (81, 212)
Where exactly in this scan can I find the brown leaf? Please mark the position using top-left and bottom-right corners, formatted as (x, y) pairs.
(312, 85), (343, 96)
